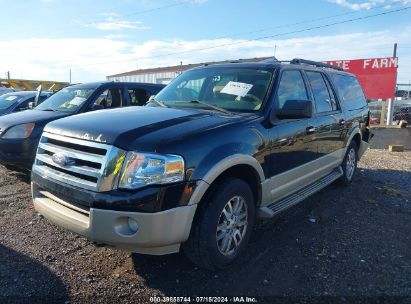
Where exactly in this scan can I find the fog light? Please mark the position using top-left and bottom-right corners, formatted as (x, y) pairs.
(127, 218), (139, 233)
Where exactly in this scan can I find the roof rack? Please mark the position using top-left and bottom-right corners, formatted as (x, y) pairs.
(290, 58), (344, 71)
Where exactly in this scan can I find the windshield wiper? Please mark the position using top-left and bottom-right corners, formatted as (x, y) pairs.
(41, 108), (59, 112)
(148, 98), (168, 108)
(176, 100), (233, 115)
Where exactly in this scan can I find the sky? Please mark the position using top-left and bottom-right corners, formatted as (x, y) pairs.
(0, 0), (410, 84)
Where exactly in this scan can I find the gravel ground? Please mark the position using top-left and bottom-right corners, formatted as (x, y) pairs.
(0, 149), (410, 303)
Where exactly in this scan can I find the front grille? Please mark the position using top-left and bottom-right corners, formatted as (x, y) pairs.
(33, 132), (127, 192)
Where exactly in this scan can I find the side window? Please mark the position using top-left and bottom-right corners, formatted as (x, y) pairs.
(37, 95), (49, 105)
(94, 89), (124, 109)
(15, 97), (34, 111)
(277, 70), (308, 109)
(332, 74), (367, 110)
(128, 89), (149, 106)
(323, 76), (339, 111)
(306, 72), (333, 113)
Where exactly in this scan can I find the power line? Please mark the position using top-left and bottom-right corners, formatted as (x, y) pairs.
(207, 1), (405, 41)
(82, 0), (398, 62)
(70, 5), (411, 68)
(122, 1), (189, 17)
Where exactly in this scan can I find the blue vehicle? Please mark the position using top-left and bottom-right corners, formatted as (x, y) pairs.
(0, 91), (51, 116)
(0, 82), (165, 170)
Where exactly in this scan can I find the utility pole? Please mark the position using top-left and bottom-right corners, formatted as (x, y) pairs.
(69, 69), (72, 83)
(6, 71), (10, 79)
(386, 43), (398, 125)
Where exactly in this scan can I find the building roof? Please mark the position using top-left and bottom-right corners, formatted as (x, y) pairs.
(107, 56), (275, 78)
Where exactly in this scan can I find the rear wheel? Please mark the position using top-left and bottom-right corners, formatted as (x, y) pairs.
(340, 141), (358, 185)
(183, 178), (255, 270)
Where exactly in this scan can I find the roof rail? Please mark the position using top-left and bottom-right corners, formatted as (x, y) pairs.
(290, 58), (344, 71)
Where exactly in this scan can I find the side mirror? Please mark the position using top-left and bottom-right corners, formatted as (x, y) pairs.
(90, 104), (105, 111)
(28, 102), (35, 109)
(276, 99), (313, 120)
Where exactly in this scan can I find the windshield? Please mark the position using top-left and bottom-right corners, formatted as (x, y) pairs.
(0, 95), (22, 109)
(154, 67), (273, 112)
(36, 87), (95, 112)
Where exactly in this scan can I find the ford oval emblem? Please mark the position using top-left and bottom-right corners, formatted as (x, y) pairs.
(52, 152), (72, 167)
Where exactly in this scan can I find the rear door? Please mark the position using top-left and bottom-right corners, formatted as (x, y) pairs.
(92, 87), (125, 109)
(127, 86), (151, 106)
(305, 71), (346, 157)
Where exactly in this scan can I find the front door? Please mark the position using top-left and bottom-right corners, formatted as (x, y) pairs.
(267, 69), (319, 202)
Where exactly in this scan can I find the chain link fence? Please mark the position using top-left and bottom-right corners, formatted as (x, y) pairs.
(368, 99), (411, 126)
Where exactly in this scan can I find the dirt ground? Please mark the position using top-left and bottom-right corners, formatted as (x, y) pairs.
(0, 149), (410, 303)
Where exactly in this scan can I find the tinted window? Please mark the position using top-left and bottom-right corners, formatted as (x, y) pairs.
(15, 97), (35, 111)
(323, 75), (338, 111)
(38, 94), (49, 104)
(94, 89), (124, 109)
(306, 72), (333, 113)
(277, 70), (308, 109)
(332, 74), (367, 110)
(128, 89), (149, 106)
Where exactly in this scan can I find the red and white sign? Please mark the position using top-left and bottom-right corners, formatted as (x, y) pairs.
(325, 57), (398, 99)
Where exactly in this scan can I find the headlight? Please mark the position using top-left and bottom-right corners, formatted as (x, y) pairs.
(2, 123), (35, 139)
(118, 152), (185, 189)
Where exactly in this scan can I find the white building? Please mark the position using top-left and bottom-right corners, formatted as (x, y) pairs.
(106, 57), (273, 84)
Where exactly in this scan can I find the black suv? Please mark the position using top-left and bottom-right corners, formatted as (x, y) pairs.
(0, 81), (165, 169)
(31, 59), (371, 270)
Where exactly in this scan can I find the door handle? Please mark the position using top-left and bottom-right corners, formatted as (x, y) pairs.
(306, 126), (317, 134)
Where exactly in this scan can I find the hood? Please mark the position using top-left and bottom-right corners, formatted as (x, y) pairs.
(45, 107), (246, 150)
(0, 107), (13, 116)
(0, 109), (69, 132)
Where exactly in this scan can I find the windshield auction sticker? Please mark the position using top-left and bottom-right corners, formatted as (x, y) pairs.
(221, 81), (253, 97)
(68, 96), (86, 106)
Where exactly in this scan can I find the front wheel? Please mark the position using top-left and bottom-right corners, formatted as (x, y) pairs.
(183, 178), (255, 270)
(340, 141), (358, 185)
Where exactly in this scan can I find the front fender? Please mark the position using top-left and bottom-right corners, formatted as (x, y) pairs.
(188, 151), (265, 206)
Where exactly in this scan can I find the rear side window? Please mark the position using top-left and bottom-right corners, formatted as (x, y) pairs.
(277, 70), (308, 108)
(306, 71), (334, 113)
(128, 88), (149, 106)
(94, 88), (124, 109)
(332, 74), (367, 110)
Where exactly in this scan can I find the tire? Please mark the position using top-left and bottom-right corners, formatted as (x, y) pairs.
(183, 177), (255, 270)
(339, 141), (358, 186)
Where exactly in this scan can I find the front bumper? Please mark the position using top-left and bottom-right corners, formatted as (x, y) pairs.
(32, 182), (197, 255)
(0, 137), (38, 168)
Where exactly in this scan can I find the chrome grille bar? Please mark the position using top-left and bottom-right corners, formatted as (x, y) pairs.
(36, 153), (101, 178)
(38, 142), (105, 164)
(33, 132), (127, 192)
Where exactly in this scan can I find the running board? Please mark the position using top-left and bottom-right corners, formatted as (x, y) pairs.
(258, 167), (343, 219)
